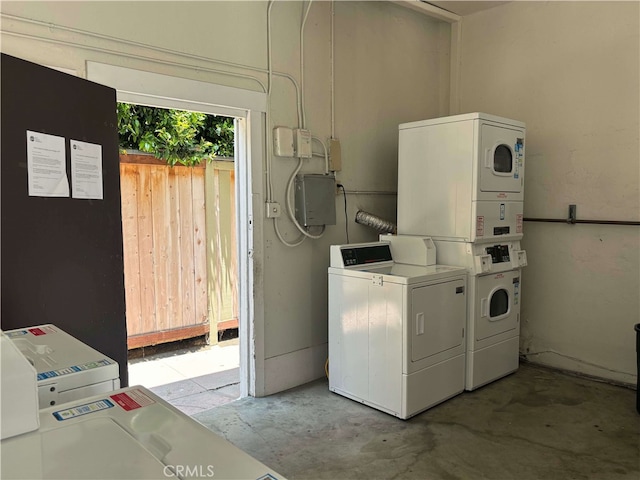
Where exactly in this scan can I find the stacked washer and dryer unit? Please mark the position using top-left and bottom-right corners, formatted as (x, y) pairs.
(397, 113), (528, 391)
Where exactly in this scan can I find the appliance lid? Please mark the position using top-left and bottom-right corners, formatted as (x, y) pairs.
(331, 263), (466, 284)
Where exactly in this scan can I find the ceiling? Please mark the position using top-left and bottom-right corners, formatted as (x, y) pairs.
(426, 1), (509, 16)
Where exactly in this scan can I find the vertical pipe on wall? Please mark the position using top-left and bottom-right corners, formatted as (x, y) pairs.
(331, 0), (336, 139)
(449, 19), (462, 115)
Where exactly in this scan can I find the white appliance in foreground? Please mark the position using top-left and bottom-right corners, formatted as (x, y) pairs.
(5, 324), (120, 408)
(0, 331), (39, 440)
(1, 385), (285, 480)
(328, 239), (467, 419)
(398, 112), (526, 243)
(434, 240), (527, 390)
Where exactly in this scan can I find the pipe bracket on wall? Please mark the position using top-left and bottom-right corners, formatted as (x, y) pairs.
(568, 204), (577, 224)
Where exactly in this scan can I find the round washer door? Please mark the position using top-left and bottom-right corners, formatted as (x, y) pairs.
(475, 271), (520, 341)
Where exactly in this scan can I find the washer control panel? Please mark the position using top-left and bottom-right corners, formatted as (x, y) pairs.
(330, 243), (393, 268)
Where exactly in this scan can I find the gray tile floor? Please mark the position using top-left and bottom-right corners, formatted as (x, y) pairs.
(127, 339), (240, 415)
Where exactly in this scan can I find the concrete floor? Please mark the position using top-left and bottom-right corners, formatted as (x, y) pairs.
(193, 363), (639, 480)
(128, 339), (240, 415)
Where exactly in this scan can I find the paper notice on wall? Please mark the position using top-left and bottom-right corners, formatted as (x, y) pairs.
(71, 140), (103, 200)
(26, 130), (69, 197)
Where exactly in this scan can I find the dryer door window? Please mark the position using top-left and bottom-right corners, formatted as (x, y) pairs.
(493, 145), (513, 173)
(489, 288), (509, 318)
(475, 271), (520, 341)
(479, 124), (524, 194)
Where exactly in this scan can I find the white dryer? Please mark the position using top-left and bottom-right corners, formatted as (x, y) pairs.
(434, 240), (528, 390)
(397, 112), (525, 243)
(328, 239), (467, 419)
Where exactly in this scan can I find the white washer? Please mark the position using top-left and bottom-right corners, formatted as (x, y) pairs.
(434, 240), (527, 390)
(328, 240), (467, 419)
(0, 331), (39, 439)
(0, 385), (285, 480)
(5, 324), (120, 408)
(398, 112), (526, 243)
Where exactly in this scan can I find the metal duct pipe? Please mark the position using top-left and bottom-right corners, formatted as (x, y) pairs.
(355, 210), (397, 234)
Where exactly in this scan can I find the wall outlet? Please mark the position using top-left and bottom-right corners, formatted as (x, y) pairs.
(265, 202), (281, 218)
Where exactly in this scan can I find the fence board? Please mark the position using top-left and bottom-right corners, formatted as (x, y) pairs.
(120, 164), (142, 335)
(137, 166), (157, 336)
(217, 169), (234, 322)
(205, 162), (238, 336)
(229, 170), (239, 321)
(192, 168), (208, 327)
(166, 167), (181, 328)
(177, 167), (195, 329)
(150, 165), (171, 332)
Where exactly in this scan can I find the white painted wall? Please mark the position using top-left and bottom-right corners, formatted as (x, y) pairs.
(263, 1), (451, 394)
(455, 1), (639, 385)
(0, 1), (451, 394)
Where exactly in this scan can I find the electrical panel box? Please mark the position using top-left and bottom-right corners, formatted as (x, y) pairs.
(294, 174), (336, 227)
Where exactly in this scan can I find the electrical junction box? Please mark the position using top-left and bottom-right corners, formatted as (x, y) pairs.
(329, 138), (342, 171)
(295, 174), (336, 227)
(295, 129), (312, 158)
(273, 126), (294, 157)
(265, 201), (281, 218)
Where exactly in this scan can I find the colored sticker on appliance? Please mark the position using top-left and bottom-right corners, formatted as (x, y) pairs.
(5, 330), (29, 338)
(53, 399), (114, 421)
(37, 358), (113, 381)
(497, 192), (507, 199)
(111, 389), (155, 411)
(476, 216), (485, 237)
(515, 139), (524, 179)
(516, 214), (523, 233)
(28, 327), (47, 336)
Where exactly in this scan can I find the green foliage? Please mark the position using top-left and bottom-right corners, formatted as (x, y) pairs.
(117, 103), (234, 166)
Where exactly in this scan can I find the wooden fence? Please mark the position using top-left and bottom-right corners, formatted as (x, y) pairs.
(120, 155), (238, 349)
(120, 155), (208, 348)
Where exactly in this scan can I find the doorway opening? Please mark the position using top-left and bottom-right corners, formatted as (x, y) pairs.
(117, 103), (240, 414)
(87, 60), (267, 402)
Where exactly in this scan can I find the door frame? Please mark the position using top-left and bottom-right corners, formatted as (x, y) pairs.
(87, 62), (267, 397)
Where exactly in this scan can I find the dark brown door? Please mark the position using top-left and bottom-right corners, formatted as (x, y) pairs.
(1, 53), (128, 386)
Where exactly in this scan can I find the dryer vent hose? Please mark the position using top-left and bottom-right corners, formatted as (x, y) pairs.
(355, 210), (397, 234)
